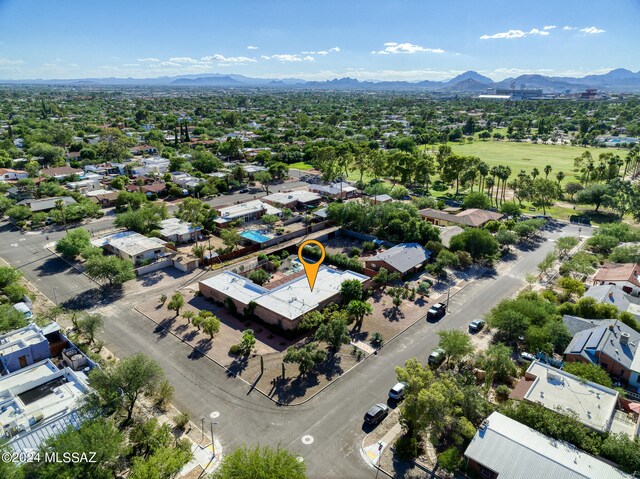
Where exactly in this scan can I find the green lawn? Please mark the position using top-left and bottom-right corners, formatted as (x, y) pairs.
(288, 161), (314, 170)
(421, 141), (612, 183)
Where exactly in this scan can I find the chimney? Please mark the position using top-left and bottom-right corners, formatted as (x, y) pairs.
(621, 332), (630, 345)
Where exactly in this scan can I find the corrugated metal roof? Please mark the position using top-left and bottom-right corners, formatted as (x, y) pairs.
(464, 412), (630, 479)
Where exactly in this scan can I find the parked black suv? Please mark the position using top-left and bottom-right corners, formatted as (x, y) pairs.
(427, 302), (446, 321)
(364, 403), (389, 425)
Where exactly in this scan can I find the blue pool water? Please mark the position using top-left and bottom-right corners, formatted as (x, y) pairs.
(240, 230), (272, 243)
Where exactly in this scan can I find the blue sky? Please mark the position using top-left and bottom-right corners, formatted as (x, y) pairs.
(0, 0), (638, 81)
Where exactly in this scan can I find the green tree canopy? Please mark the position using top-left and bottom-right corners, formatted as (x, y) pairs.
(212, 445), (306, 479)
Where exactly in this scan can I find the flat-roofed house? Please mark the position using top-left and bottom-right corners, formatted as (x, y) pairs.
(464, 412), (631, 479)
(91, 231), (172, 266)
(0, 323), (51, 374)
(214, 200), (281, 227)
(308, 181), (358, 199)
(593, 263), (640, 296)
(199, 267), (368, 330)
(0, 359), (92, 454)
(262, 190), (322, 209)
(509, 361), (638, 437)
(159, 217), (203, 243)
(364, 243), (431, 276)
(420, 208), (504, 228)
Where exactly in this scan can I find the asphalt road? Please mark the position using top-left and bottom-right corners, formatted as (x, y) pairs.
(0, 220), (592, 479)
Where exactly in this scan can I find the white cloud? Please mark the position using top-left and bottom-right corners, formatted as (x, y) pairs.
(480, 29), (526, 40)
(200, 54), (256, 63)
(480, 27), (551, 39)
(264, 54), (315, 62)
(301, 47), (340, 56)
(374, 42), (445, 54)
(0, 58), (24, 65)
(169, 57), (198, 63)
(528, 28), (550, 36)
(580, 26), (605, 34)
(137, 57), (160, 62)
(563, 26), (576, 30)
(246, 45), (258, 50)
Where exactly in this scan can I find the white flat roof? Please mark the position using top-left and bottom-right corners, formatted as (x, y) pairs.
(217, 200), (281, 219)
(0, 324), (46, 355)
(0, 360), (89, 452)
(159, 217), (202, 237)
(91, 231), (167, 256)
(263, 190), (321, 205)
(255, 267), (367, 320)
(200, 267), (368, 321)
(200, 272), (268, 304)
(524, 361), (618, 433)
(85, 188), (114, 197)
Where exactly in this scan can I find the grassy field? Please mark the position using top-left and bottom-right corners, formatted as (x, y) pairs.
(422, 141), (611, 183)
(288, 161), (314, 170)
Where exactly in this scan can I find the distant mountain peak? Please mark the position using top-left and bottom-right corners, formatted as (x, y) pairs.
(447, 71), (493, 85)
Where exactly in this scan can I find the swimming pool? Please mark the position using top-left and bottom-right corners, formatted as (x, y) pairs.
(240, 230), (273, 243)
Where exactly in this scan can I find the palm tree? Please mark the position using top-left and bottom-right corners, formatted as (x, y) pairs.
(544, 164), (552, 178)
(556, 171), (565, 184)
(531, 167), (540, 180)
(500, 165), (512, 204)
(477, 161), (489, 193)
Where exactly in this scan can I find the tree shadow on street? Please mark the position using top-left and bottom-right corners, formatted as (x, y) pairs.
(35, 256), (75, 276)
(61, 285), (124, 310)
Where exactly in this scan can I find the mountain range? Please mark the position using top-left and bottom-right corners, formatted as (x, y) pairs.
(3, 69), (640, 92)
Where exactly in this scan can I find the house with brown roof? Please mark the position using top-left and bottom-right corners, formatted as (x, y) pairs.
(40, 166), (83, 179)
(593, 263), (640, 296)
(130, 145), (158, 155)
(126, 181), (167, 195)
(419, 208), (504, 228)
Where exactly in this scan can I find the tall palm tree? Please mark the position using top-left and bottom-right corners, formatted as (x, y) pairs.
(544, 164), (552, 178)
(556, 171), (565, 184)
(531, 167), (540, 180)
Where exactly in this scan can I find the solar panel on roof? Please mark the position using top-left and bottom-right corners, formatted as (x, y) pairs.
(585, 326), (607, 349)
(570, 331), (590, 353)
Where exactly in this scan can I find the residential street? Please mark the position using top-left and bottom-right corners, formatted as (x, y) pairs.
(0, 220), (591, 479)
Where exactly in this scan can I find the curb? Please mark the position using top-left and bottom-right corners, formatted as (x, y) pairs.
(134, 276), (478, 408)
